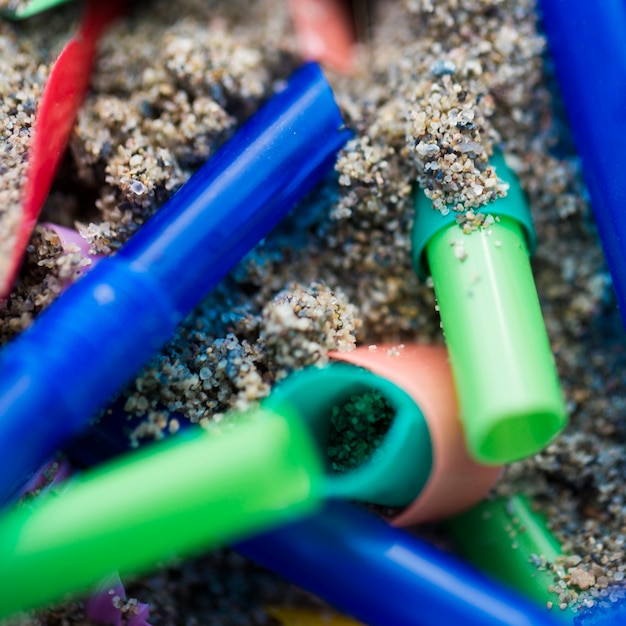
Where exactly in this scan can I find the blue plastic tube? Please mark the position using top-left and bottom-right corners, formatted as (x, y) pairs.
(237, 500), (563, 626)
(0, 62), (351, 504)
(539, 0), (626, 322)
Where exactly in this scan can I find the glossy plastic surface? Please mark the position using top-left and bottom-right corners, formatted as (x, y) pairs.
(0, 408), (323, 618)
(0, 62), (350, 505)
(2, 0), (73, 18)
(263, 362), (433, 507)
(67, 346), (499, 521)
(69, 362), (432, 509)
(446, 495), (571, 620)
(237, 500), (563, 626)
(412, 156), (567, 465)
(330, 344), (501, 524)
(539, 0), (626, 325)
(1, 0), (125, 297)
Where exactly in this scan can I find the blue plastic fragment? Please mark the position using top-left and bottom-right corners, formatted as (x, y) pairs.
(539, 0), (626, 324)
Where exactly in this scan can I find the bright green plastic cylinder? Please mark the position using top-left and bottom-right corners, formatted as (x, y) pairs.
(412, 152), (567, 464)
(0, 408), (322, 618)
(446, 495), (573, 622)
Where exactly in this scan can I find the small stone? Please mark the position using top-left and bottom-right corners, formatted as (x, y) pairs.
(129, 180), (146, 196)
(430, 59), (457, 76)
(568, 567), (596, 591)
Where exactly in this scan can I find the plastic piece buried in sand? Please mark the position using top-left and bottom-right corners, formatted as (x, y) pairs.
(40, 222), (102, 286)
(446, 494), (626, 625)
(1, 0), (74, 19)
(411, 151), (568, 465)
(0, 61), (352, 506)
(446, 494), (573, 621)
(539, 0), (626, 331)
(0, 0), (126, 299)
(288, 0), (357, 74)
(41, 223), (94, 260)
(84, 573), (151, 626)
(65, 343), (500, 524)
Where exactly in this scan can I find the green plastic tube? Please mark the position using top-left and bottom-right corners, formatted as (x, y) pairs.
(0, 408), (323, 619)
(411, 152), (567, 464)
(2, 0), (74, 19)
(446, 494), (573, 622)
(263, 362), (433, 507)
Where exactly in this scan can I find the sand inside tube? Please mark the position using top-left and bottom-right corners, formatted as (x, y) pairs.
(1, 0), (625, 623)
(327, 389), (395, 473)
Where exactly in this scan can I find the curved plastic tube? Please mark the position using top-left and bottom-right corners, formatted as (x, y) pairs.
(73, 361), (432, 509)
(330, 344), (501, 524)
(0, 62), (351, 505)
(236, 500), (564, 626)
(2, 0), (125, 297)
(263, 361), (434, 507)
(66, 346), (498, 521)
(0, 408), (323, 618)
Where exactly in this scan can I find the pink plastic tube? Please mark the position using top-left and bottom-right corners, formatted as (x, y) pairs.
(330, 344), (502, 525)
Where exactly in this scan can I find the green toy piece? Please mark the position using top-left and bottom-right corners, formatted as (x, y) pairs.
(0, 408), (323, 618)
(0, 362), (436, 619)
(264, 362), (433, 507)
(2, 0), (74, 19)
(446, 494), (574, 622)
(411, 151), (567, 465)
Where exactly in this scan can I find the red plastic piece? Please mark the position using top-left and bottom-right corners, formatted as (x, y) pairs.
(288, 0), (357, 74)
(1, 0), (125, 299)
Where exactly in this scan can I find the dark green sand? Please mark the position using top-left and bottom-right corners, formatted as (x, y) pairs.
(1, 0), (625, 623)
(328, 390), (394, 473)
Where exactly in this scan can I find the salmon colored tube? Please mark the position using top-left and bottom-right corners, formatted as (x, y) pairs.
(288, 0), (357, 74)
(329, 344), (502, 525)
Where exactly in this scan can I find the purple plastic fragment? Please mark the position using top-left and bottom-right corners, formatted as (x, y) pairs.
(19, 463), (151, 625)
(84, 574), (151, 626)
(18, 458), (73, 497)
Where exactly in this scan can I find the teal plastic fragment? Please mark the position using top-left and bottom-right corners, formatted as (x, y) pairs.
(2, 0), (75, 20)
